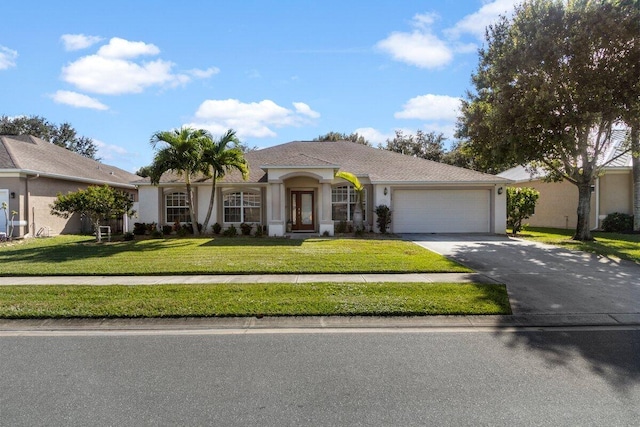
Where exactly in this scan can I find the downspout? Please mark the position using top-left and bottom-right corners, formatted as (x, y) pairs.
(27, 173), (40, 236)
(593, 177), (600, 231)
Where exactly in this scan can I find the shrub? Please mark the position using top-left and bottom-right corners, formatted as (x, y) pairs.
(507, 187), (540, 235)
(223, 224), (238, 237)
(162, 225), (173, 235)
(133, 223), (147, 235)
(240, 222), (253, 236)
(212, 222), (222, 234)
(254, 225), (265, 237)
(375, 205), (392, 234)
(123, 232), (135, 241)
(150, 229), (163, 239)
(335, 221), (348, 234)
(602, 212), (633, 232)
(177, 225), (190, 237)
(146, 222), (157, 233)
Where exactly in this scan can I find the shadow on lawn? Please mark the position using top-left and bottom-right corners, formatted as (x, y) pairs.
(0, 237), (194, 266)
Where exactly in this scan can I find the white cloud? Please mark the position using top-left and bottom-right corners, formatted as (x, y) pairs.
(293, 102), (320, 119)
(395, 94), (461, 121)
(94, 139), (129, 161)
(50, 90), (109, 110)
(60, 37), (218, 95)
(376, 14), (453, 69)
(447, 0), (521, 40)
(186, 67), (220, 78)
(97, 37), (160, 59)
(353, 127), (395, 145)
(191, 99), (320, 139)
(0, 46), (18, 70)
(60, 34), (103, 51)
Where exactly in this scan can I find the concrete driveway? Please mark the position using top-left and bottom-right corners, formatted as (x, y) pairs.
(403, 234), (640, 316)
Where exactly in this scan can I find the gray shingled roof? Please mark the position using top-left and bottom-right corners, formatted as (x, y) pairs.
(0, 135), (139, 187)
(138, 140), (508, 185)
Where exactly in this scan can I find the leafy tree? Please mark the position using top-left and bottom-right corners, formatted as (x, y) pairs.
(147, 127), (210, 236)
(507, 187), (540, 235)
(200, 129), (249, 232)
(335, 171), (365, 232)
(382, 130), (446, 162)
(457, 0), (640, 241)
(374, 205), (392, 234)
(0, 115), (100, 160)
(50, 185), (135, 242)
(314, 131), (371, 146)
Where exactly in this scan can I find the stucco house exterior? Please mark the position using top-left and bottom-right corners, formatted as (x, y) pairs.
(136, 140), (510, 236)
(498, 129), (633, 230)
(0, 135), (139, 238)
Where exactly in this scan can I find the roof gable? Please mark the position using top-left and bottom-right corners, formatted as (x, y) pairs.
(0, 135), (139, 186)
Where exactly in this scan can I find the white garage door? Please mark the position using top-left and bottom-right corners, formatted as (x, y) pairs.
(393, 189), (490, 233)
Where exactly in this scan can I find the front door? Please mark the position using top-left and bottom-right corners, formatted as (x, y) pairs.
(291, 191), (314, 231)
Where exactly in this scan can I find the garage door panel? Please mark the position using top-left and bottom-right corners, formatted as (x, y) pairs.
(393, 189), (490, 233)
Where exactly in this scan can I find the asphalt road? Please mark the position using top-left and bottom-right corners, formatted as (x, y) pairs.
(1, 328), (639, 426)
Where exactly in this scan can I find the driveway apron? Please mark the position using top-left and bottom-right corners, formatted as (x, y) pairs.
(403, 234), (640, 315)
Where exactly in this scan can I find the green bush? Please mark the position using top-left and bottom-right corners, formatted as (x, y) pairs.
(375, 205), (392, 234)
(507, 187), (540, 235)
(123, 232), (135, 241)
(223, 224), (238, 237)
(212, 223), (222, 234)
(162, 225), (173, 235)
(150, 229), (163, 239)
(240, 222), (253, 236)
(254, 225), (265, 237)
(133, 223), (147, 235)
(602, 212), (633, 232)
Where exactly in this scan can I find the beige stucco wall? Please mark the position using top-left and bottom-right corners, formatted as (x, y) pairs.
(511, 179), (597, 230)
(599, 171), (632, 216)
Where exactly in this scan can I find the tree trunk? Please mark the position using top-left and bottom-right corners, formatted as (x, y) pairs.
(573, 181), (593, 241)
(186, 182), (200, 236)
(631, 125), (640, 231)
(353, 192), (364, 232)
(201, 173), (217, 235)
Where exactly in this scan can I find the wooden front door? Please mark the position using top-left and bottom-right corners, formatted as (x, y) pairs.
(291, 191), (314, 231)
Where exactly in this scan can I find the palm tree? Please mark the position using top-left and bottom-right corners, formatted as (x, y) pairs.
(200, 129), (249, 232)
(335, 171), (364, 232)
(148, 127), (210, 235)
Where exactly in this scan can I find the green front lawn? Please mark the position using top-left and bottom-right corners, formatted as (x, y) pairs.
(0, 235), (469, 276)
(0, 282), (510, 318)
(517, 227), (640, 263)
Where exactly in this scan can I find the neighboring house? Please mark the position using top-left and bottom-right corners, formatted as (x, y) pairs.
(136, 140), (510, 236)
(0, 135), (139, 238)
(498, 129), (633, 230)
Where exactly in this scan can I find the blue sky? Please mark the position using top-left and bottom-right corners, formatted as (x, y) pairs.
(1, 0), (519, 172)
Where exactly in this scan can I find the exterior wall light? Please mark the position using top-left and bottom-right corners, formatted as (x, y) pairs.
(383, 187), (388, 196)
(10, 192), (15, 199)
(497, 187), (503, 195)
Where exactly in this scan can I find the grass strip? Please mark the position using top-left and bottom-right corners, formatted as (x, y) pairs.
(0, 236), (469, 275)
(517, 227), (640, 264)
(0, 283), (510, 318)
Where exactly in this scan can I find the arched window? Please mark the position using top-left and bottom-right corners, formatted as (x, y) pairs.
(332, 186), (366, 221)
(166, 192), (189, 223)
(223, 192), (261, 223)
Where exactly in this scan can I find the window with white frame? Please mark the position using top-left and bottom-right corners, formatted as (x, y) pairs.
(166, 192), (189, 223)
(223, 192), (261, 223)
(332, 185), (366, 221)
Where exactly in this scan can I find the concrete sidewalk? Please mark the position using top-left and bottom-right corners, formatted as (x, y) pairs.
(0, 272), (494, 285)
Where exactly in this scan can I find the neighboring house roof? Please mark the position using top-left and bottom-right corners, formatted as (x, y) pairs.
(499, 128), (632, 182)
(139, 140), (509, 185)
(0, 135), (139, 188)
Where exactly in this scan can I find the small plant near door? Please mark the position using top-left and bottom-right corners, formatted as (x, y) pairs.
(1, 202), (17, 240)
(375, 204), (392, 234)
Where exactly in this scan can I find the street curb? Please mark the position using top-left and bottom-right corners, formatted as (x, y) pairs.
(1, 314), (639, 332)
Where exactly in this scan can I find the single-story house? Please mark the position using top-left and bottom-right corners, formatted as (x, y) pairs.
(136, 140), (510, 236)
(498, 129), (634, 230)
(0, 135), (139, 238)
